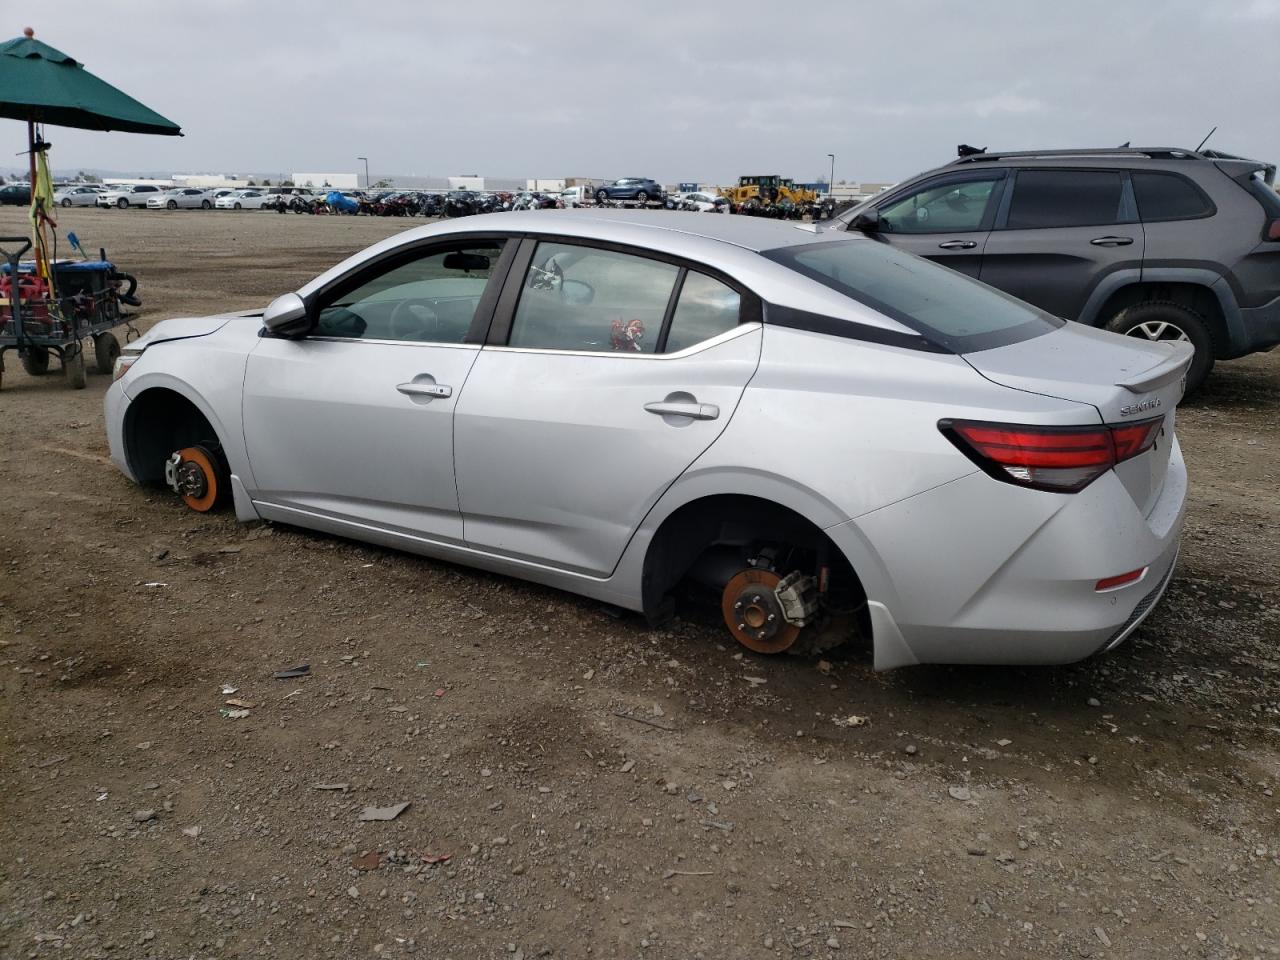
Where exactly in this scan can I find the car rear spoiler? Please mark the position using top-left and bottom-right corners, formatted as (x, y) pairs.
(1116, 341), (1194, 393)
(1215, 158), (1276, 187)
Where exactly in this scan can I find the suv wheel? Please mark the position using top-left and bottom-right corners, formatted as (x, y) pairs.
(596, 189), (608, 203)
(1105, 300), (1214, 397)
(117, 198), (128, 208)
(637, 191), (649, 204)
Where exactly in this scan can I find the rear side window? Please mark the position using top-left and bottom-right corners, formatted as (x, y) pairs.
(665, 272), (741, 353)
(1006, 170), (1126, 229)
(1132, 172), (1214, 221)
(762, 239), (1063, 353)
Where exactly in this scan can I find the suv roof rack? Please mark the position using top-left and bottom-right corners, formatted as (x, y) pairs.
(951, 147), (1207, 164)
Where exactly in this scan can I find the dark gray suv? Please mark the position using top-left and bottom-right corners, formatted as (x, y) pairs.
(839, 147), (1280, 393)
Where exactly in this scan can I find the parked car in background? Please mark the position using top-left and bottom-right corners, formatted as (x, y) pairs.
(97, 184), (163, 208)
(105, 210), (1189, 670)
(53, 184), (104, 207)
(215, 189), (271, 210)
(839, 145), (1280, 393)
(0, 183), (32, 205)
(560, 186), (591, 208)
(147, 188), (214, 210)
(595, 178), (663, 204)
(683, 191), (729, 213)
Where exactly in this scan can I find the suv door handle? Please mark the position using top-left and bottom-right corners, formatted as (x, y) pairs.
(644, 400), (719, 421)
(937, 240), (978, 250)
(396, 381), (452, 399)
(1090, 236), (1134, 247)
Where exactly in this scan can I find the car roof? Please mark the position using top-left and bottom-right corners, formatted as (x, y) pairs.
(456, 209), (836, 253)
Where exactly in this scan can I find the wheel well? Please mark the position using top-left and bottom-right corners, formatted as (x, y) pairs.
(1094, 282), (1229, 357)
(641, 493), (868, 631)
(123, 387), (224, 486)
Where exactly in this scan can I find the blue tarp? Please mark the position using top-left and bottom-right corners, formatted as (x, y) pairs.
(326, 191), (359, 213)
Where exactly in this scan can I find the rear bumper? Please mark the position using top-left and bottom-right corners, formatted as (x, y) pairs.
(829, 437), (1187, 669)
(1231, 293), (1280, 357)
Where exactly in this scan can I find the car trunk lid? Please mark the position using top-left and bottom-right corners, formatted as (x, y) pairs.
(961, 322), (1192, 514)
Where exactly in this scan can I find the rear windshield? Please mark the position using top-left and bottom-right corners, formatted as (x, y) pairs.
(762, 239), (1064, 353)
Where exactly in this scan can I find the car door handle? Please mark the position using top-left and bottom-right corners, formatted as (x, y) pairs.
(937, 240), (977, 250)
(1090, 236), (1134, 247)
(644, 401), (719, 421)
(396, 381), (452, 399)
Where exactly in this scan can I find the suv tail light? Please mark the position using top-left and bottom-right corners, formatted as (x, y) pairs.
(939, 418), (1164, 493)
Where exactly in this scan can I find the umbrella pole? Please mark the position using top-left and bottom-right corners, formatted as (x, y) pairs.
(27, 119), (45, 278)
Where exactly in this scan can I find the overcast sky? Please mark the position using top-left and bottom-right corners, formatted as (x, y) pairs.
(5, 0), (1278, 185)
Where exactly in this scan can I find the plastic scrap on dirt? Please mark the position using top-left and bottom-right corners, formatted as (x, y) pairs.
(220, 684), (238, 695)
(311, 782), (350, 792)
(273, 664), (310, 680)
(358, 801), (410, 822)
(832, 714), (867, 728)
(220, 708), (250, 719)
(352, 851), (381, 870)
(224, 698), (255, 709)
(419, 851), (451, 865)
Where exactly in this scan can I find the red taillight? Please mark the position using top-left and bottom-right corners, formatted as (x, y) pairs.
(940, 417), (1164, 493)
(1267, 219), (1280, 241)
(1095, 568), (1147, 592)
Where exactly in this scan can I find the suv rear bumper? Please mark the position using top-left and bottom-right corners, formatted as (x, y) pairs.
(1233, 292), (1280, 356)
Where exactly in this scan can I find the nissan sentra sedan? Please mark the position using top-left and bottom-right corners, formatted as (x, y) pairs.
(104, 211), (1190, 668)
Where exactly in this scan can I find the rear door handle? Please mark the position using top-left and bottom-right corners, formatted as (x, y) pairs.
(937, 240), (977, 250)
(396, 382), (452, 399)
(644, 401), (719, 421)
(1090, 236), (1134, 247)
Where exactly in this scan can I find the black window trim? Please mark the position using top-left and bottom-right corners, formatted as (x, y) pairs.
(288, 233), (518, 343)
(1130, 169), (1218, 224)
(486, 233), (764, 351)
(995, 166), (1137, 231)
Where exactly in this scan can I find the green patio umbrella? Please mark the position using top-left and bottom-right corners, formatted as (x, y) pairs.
(0, 27), (180, 275)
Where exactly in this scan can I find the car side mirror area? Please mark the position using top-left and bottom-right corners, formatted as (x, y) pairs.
(561, 279), (595, 306)
(262, 292), (311, 338)
(850, 209), (882, 234)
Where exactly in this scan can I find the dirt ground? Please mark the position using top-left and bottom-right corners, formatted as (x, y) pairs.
(1, 207), (1277, 960)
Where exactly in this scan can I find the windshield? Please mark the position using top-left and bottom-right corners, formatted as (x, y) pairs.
(762, 239), (1064, 353)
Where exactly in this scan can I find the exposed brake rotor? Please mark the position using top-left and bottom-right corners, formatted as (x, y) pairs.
(721, 568), (802, 654)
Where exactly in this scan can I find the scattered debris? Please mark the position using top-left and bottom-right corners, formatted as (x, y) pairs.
(35, 755), (67, 768)
(282, 689), (304, 700)
(743, 676), (767, 687)
(142, 582), (167, 588)
(220, 684), (239, 695)
(816, 660), (834, 675)
(181, 825), (201, 838)
(132, 809), (156, 823)
(224, 698), (255, 709)
(273, 664), (310, 680)
(358, 801), (410, 822)
(833, 920), (857, 929)
(420, 852), (451, 865)
(948, 785), (972, 802)
(135, 741), (153, 750)
(1094, 926), (1112, 948)
(433, 688), (446, 698)
(832, 715), (867, 728)
(996, 738), (1013, 747)
(311, 783), (350, 793)
(700, 820), (734, 832)
(219, 708), (250, 719)
(620, 759), (636, 773)
(352, 851), (381, 871)
(662, 869), (714, 879)
(904, 744), (918, 756)
(582, 668), (595, 681)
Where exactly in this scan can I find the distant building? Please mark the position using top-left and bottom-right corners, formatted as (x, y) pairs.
(293, 172), (358, 190)
(526, 178), (566, 192)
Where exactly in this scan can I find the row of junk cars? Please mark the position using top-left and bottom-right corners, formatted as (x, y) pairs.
(40, 180), (854, 220)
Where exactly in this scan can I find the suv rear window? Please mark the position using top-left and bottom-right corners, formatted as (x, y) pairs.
(1132, 172), (1214, 221)
(763, 239), (1063, 353)
(1006, 170), (1126, 229)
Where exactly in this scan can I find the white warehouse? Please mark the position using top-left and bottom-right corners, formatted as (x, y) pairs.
(292, 172), (359, 190)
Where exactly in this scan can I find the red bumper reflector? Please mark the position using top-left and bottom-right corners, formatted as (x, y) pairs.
(1095, 568), (1147, 592)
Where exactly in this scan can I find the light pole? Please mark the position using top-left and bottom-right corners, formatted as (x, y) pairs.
(827, 153), (835, 198)
(357, 156), (369, 189)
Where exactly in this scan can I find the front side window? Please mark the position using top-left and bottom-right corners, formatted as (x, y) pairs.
(313, 242), (503, 342)
(508, 242), (679, 353)
(1006, 170), (1126, 229)
(762, 239), (1063, 353)
(877, 175), (1001, 234)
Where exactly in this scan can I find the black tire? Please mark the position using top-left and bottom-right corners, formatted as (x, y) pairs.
(21, 346), (50, 376)
(596, 189), (608, 203)
(64, 344), (87, 389)
(637, 191), (649, 204)
(117, 198), (128, 209)
(233, 202), (242, 210)
(201, 199), (212, 209)
(1105, 300), (1214, 397)
(94, 332), (121, 375)
(167, 199), (177, 210)
(61, 197), (72, 208)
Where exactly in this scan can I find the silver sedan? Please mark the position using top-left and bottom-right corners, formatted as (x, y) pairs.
(104, 212), (1190, 668)
(53, 185), (105, 207)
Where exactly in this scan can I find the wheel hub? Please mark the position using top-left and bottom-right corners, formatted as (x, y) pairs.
(721, 569), (802, 654)
(174, 459), (208, 500)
